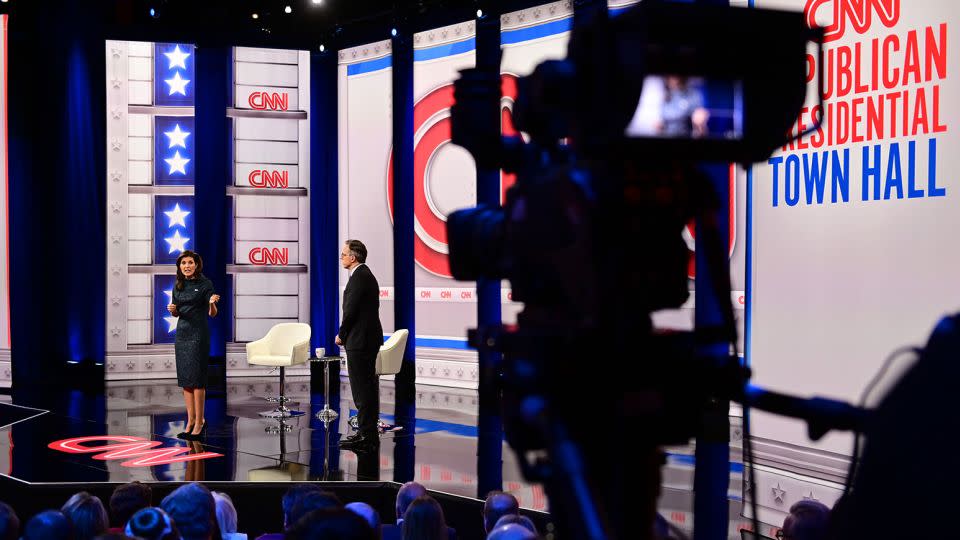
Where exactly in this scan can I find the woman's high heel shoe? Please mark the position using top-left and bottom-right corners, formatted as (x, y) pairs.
(185, 420), (207, 440)
(177, 423), (195, 440)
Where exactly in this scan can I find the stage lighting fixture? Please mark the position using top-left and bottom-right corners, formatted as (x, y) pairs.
(391, 28), (398, 36)
(477, 9), (483, 18)
(312, 0), (323, 4)
(285, 5), (292, 13)
(319, 44), (326, 52)
(149, 7), (156, 17)
(252, 12), (259, 19)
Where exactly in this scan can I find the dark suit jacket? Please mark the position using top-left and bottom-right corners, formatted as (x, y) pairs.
(340, 264), (383, 351)
(381, 522), (457, 540)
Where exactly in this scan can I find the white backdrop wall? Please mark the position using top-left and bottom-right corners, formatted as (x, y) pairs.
(748, 0), (957, 461)
(337, 39), (396, 343)
(226, 47), (312, 376)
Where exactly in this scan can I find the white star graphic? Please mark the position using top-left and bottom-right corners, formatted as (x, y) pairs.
(165, 230), (190, 254)
(165, 151), (190, 175)
(772, 483), (786, 504)
(164, 203), (191, 228)
(164, 289), (173, 302)
(165, 72), (191, 96)
(164, 124), (190, 149)
(164, 45), (191, 70)
(164, 315), (179, 333)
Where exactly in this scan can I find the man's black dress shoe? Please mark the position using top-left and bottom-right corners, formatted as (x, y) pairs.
(341, 433), (379, 450)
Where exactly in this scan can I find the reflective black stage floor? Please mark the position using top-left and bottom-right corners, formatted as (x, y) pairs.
(0, 378), (754, 539)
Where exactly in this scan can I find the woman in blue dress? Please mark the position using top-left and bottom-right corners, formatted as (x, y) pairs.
(166, 250), (220, 439)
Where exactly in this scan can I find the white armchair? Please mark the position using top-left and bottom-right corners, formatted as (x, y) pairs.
(376, 329), (409, 376)
(246, 323), (311, 418)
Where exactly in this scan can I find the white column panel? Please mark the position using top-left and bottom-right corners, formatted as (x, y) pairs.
(235, 218), (298, 241)
(235, 140), (298, 164)
(127, 321), (151, 344)
(128, 194), (152, 217)
(128, 137), (153, 160)
(237, 319), (299, 343)
(235, 196), (298, 218)
(235, 85), (300, 110)
(235, 296), (299, 318)
(128, 274), (151, 296)
(129, 161), (152, 185)
(235, 63), (298, 87)
(128, 41), (153, 57)
(128, 57), (152, 81)
(235, 118), (299, 141)
(128, 217), (152, 240)
(128, 297), (151, 320)
(128, 114), (152, 136)
(235, 164), (299, 188)
(128, 81), (152, 105)
(235, 273), (299, 295)
(235, 242), (300, 265)
(128, 241), (152, 264)
(235, 47), (299, 64)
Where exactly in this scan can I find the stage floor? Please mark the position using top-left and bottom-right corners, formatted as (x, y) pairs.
(0, 377), (754, 538)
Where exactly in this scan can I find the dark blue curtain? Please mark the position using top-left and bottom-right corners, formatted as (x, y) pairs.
(194, 46), (231, 375)
(310, 50), (341, 390)
(9, 2), (106, 389)
(391, 31), (416, 405)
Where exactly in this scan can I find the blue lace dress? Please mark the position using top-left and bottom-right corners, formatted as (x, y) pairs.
(173, 276), (214, 388)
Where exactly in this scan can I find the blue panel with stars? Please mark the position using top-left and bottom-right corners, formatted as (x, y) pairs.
(154, 116), (194, 185)
(154, 43), (195, 106)
(154, 195), (194, 265)
(154, 274), (178, 344)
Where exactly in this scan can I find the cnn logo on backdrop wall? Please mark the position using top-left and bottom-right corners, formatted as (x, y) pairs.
(804, 0), (899, 43)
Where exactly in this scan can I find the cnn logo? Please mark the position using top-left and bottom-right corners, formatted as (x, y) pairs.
(804, 0), (900, 43)
(248, 169), (289, 188)
(248, 91), (289, 111)
(249, 247), (289, 266)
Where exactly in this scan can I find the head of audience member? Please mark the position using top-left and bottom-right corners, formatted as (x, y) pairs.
(780, 500), (830, 540)
(345, 503), (381, 538)
(486, 523), (538, 540)
(125, 508), (179, 540)
(483, 492), (519, 534)
(281, 485), (325, 529)
(285, 508), (374, 540)
(288, 491), (342, 528)
(493, 514), (537, 535)
(401, 496), (447, 540)
(395, 482), (427, 522)
(161, 482), (217, 540)
(0, 502), (19, 540)
(109, 482), (152, 530)
(212, 492), (239, 536)
(22, 510), (74, 540)
(61, 492), (109, 540)
(93, 534), (136, 540)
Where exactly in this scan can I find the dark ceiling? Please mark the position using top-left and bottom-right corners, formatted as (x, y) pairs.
(1, 0), (565, 52)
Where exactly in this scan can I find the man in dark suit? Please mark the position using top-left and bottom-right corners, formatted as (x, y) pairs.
(336, 239), (384, 450)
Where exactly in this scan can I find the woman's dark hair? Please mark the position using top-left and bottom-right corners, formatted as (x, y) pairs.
(288, 492), (342, 527)
(285, 508), (373, 540)
(401, 496), (446, 540)
(125, 508), (179, 540)
(175, 250), (203, 291)
(61, 492), (109, 540)
(109, 482), (152, 528)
